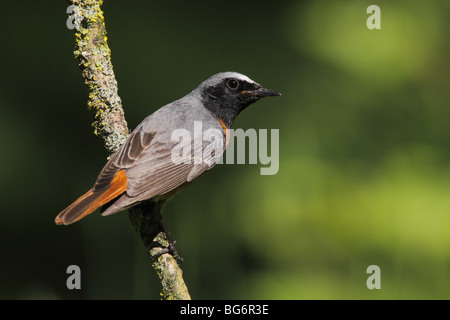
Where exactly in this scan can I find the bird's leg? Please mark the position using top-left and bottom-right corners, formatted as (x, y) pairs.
(128, 200), (184, 265)
(155, 216), (184, 265)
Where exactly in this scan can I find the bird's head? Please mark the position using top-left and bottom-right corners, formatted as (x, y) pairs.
(196, 72), (281, 127)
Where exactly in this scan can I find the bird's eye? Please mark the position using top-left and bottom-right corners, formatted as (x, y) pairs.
(226, 79), (239, 90)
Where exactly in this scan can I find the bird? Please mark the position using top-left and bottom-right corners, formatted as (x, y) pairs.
(56, 72), (280, 226)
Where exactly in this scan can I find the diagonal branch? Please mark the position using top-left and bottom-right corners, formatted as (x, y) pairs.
(66, 0), (191, 300)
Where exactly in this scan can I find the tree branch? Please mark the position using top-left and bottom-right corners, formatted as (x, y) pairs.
(128, 201), (191, 300)
(67, 0), (191, 300)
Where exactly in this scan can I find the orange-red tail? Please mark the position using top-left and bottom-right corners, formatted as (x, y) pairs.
(55, 170), (128, 225)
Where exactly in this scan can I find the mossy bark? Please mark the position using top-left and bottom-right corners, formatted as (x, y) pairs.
(69, 0), (129, 153)
(128, 202), (191, 300)
(67, 0), (191, 300)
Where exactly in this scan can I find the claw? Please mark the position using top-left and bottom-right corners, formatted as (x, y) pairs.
(151, 239), (183, 265)
(169, 240), (184, 265)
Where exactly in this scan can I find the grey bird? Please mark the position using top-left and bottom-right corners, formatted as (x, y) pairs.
(56, 72), (280, 226)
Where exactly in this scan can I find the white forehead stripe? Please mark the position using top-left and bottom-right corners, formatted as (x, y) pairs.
(202, 72), (256, 87)
(222, 72), (253, 83)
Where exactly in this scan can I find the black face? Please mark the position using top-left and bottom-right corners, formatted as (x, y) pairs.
(203, 77), (280, 127)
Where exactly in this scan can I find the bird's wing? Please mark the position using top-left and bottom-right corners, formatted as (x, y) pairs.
(100, 119), (225, 215)
(122, 128), (224, 197)
(91, 123), (153, 190)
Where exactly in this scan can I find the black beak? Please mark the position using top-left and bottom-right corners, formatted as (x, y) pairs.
(255, 87), (281, 97)
(242, 87), (281, 98)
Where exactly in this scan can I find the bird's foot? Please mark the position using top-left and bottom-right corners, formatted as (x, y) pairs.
(152, 239), (184, 266)
(168, 240), (184, 265)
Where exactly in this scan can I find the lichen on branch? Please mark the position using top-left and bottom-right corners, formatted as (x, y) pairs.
(70, 0), (129, 154)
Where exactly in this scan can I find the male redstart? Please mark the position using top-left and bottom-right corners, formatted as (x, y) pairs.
(56, 72), (280, 225)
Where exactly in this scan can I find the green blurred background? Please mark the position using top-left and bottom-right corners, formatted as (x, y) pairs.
(0, 0), (449, 299)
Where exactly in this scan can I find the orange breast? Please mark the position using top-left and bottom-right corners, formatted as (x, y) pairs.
(217, 117), (230, 148)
